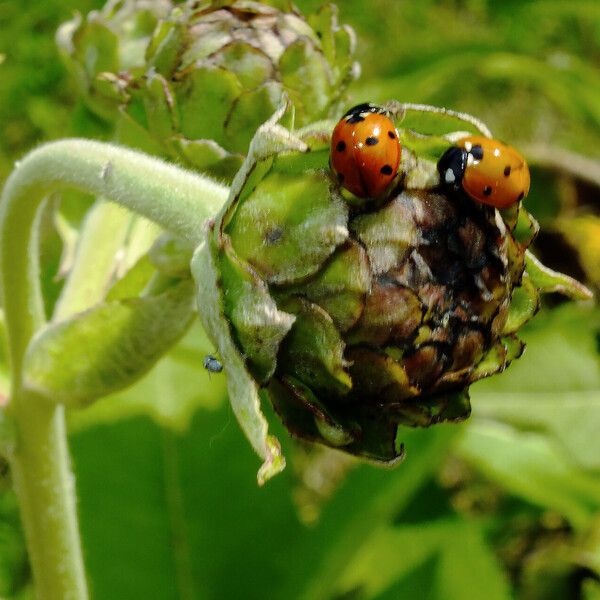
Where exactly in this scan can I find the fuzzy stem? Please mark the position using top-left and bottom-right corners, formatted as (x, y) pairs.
(387, 101), (494, 138)
(0, 139), (229, 600)
(8, 395), (87, 600)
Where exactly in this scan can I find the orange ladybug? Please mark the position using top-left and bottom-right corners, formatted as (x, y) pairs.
(330, 103), (401, 198)
(438, 135), (530, 209)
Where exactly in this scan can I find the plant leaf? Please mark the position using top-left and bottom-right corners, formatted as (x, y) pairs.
(474, 303), (600, 470)
(68, 320), (227, 433)
(191, 234), (285, 484)
(525, 250), (593, 300)
(458, 421), (600, 529)
(503, 273), (540, 334)
(23, 280), (195, 407)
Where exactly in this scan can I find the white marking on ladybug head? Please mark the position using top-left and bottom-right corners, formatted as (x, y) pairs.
(444, 168), (456, 183)
(464, 141), (473, 152)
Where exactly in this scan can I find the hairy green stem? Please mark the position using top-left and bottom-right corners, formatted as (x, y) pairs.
(0, 139), (229, 600)
(8, 396), (86, 600)
(53, 200), (132, 321)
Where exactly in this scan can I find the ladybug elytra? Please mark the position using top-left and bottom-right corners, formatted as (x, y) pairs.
(438, 135), (530, 209)
(330, 103), (401, 198)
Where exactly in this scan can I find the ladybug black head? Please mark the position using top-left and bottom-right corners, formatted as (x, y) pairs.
(437, 146), (468, 192)
(343, 102), (385, 119)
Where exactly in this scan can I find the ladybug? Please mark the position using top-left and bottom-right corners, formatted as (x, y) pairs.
(438, 135), (530, 209)
(330, 103), (401, 198)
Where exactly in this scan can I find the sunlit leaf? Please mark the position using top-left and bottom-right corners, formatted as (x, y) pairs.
(23, 281), (195, 407)
(525, 250), (593, 300)
(191, 237), (285, 484)
(458, 421), (600, 529)
(474, 303), (600, 469)
(69, 321), (227, 433)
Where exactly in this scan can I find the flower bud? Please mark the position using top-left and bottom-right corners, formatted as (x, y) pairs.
(58, 0), (358, 177)
(194, 104), (590, 475)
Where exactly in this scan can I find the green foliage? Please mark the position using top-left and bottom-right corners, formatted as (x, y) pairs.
(23, 279), (195, 407)
(1, 1), (600, 599)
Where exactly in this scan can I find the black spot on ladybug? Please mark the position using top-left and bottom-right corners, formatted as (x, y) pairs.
(365, 136), (378, 146)
(388, 131), (396, 139)
(504, 165), (511, 177)
(471, 145), (484, 160)
(337, 172), (345, 183)
(336, 141), (346, 152)
(517, 191), (525, 201)
(347, 114), (365, 124)
(483, 186), (492, 196)
(380, 165), (393, 175)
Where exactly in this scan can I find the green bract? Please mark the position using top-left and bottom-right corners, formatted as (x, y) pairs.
(192, 104), (592, 483)
(58, 0), (358, 178)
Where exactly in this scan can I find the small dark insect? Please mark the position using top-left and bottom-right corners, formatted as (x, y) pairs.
(203, 355), (223, 374)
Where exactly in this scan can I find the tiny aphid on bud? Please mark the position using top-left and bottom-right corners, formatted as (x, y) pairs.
(203, 355), (223, 374)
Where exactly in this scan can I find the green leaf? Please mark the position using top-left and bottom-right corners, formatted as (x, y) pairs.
(503, 273), (540, 334)
(277, 297), (352, 397)
(224, 82), (283, 154)
(350, 190), (419, 275)
(279, 240), (370, 332)
(279, 38), (331, 125)
(458, 421), (600, 529)
(346, 347), (418, 402)
(333, 520), (512, 600)
(476, 392), (600, 472)
(474, 303), (600, 469)
(584, 580), (600, 600)
(291, 427), (458, 600)
(105, 255), (155, 301)
(512, 206), (539, 246)
(214, 41), (274, 89)
(191, 235), (285, 484)
(0, 489), (29, 598)
(143, 72), (179, 141)
(333, 524), (443, 599)
(167, 137), (243, 179)
(67, 402), (455, 600)
(175, 66), (242, 144)
(434, 521), (513, 600)
(219, 241), (295, 383)
(67, 407), (297, 600)
(555, 214), (600, 286)
(226, 169), (348, 284)
(23, 280), (195, 407)
(525, 250), (593, 300)
(146, 19), (186, 77)
(148, 234), (193, 279)
(69, 321), (227, 433)
(471, 335), (525, 381)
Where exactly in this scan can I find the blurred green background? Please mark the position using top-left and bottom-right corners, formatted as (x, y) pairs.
(1, 1), (600, 598)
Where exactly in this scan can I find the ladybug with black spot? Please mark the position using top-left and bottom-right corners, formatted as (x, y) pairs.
(330, 103), (401, 198)
(438, 135), (530, 209)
